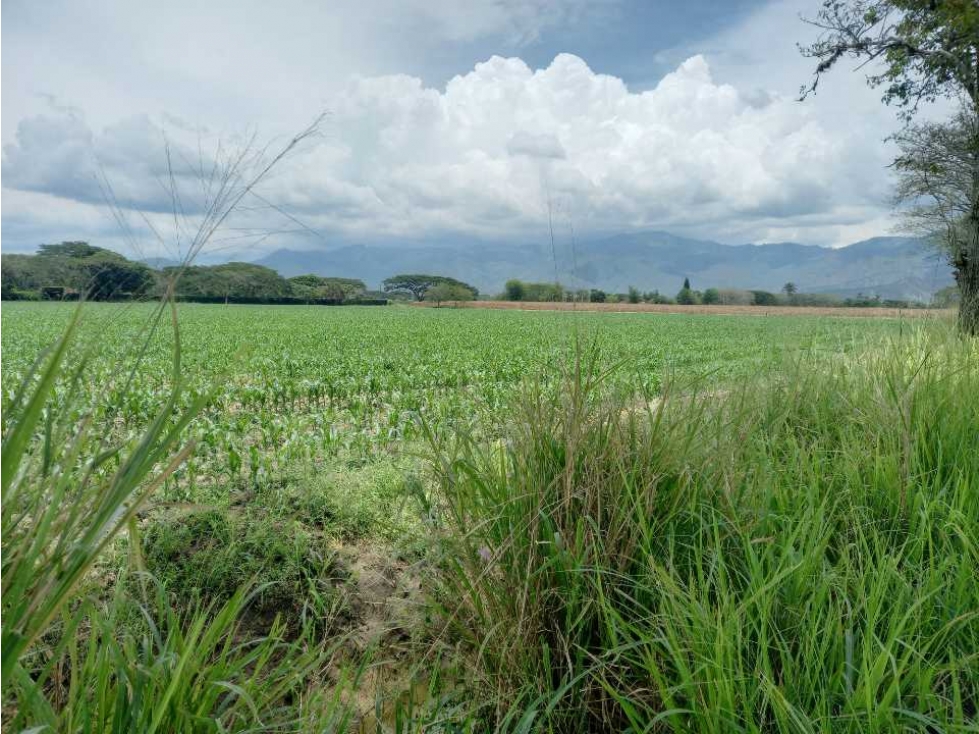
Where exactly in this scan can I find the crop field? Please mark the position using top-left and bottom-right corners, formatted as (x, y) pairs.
(1, 302), (905, 501)
(3, 301), (977, 732)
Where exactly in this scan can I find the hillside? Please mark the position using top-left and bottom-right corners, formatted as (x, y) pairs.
(254, 231), (953, 301)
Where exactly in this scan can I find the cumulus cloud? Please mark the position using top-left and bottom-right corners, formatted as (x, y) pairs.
(2, 52), (896, 253)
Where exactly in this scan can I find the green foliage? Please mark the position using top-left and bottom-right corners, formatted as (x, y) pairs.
(504, 279), (526, 301)
(627, 286), (640, 304)
(425, 282), (475, 306)
(676, 286), (699, 305)
(751, 289), (779, 306)
(702, 287), (720, 304)
(677, 278), (701, 305)
(800, 1), (979, 334)
(506, 281), (565, 302)
(166, 262), (293, 301)
(1, 298), (965, 730)
(0, 302), (365, 730)
(1, 242), (154, 300)
(37, 241), (104, 259)
(382, 273), (478, 301)
(588, 289), (606, 303)
(86, 253), (155, 299)
(802, 1), (979, 117)
(641, 289), (673, 304)
(2, 303), (906, 504)
(5, 577), (345, 731)
(0, 302), (206, 683)
(141, 507), (346, 629)
(289, 274), (366, 301)
(428, 328), (979, 730)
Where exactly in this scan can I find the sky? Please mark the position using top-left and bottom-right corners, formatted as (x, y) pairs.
(0, 0), (939, 261)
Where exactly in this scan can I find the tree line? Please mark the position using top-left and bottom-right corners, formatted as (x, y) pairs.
(0, 243), (386, 305)
(499, 277), (943, 309)
(1, 243), (955, 310)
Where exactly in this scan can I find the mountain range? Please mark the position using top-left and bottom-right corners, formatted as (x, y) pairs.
(251, 231), (953, 301)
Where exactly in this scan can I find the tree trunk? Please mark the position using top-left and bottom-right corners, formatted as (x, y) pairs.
(955, 229), (979, 335)
(959, 138), (979, 336)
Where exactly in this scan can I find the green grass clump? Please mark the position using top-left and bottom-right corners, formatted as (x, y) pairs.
(9, 578), (346, 732)
(140, 507), (347, 633)
(0, 304), (362, 731)
(427, 328), (979, 732)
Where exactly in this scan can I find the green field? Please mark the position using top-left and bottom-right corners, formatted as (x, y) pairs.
(1, 302), (902, 498)
(3, 302), (977, 732)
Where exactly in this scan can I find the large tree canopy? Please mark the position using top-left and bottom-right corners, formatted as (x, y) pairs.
(164, 263), (293, 301)
(801, 0), (979, 333)
(1, 242), (154, 300)
(382, 274), (478, 301)
(288, 275), (366, 301)
(801, 0), (979, 115)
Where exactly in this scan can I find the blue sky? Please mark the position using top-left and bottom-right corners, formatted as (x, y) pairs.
(1, 0), (923, 260)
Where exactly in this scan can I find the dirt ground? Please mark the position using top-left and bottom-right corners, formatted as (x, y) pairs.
(415, 300), (953, 319)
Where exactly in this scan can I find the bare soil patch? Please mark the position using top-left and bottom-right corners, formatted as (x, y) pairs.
(416, 300), (952, 319)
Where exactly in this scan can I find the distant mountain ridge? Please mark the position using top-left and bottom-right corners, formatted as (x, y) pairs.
(252, 231), (953, 301)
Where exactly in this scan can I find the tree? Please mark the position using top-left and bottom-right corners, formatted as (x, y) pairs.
(38, 241), (103, 259)
(702, 287), (720, 305)
(1, 242), (153, 300)
(522, 282), (564, 302)
(783, 282), (798, 297)
(800, 0), (979, 333)
(589, 289), (607, 303)
(892, 108), (979, 331)
(382, 274), (477, 301)
(289, 275), (366, 301)
(504, 279), (526, 301)
(627, 286), (641, 304)
(84, 255), (154, 300)
(676, 288), (697, 305)
(751, 290), (779, 306)
(677, 278), (698, 305)
(425, 283), (474, 307)
(166, 263), (292, 302)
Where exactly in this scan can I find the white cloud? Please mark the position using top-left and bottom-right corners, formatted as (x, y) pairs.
(262, 52), (895, 243)
(3, 50), (900, 254)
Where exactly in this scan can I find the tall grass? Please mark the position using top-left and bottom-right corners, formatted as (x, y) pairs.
(426, 325), (979, 731)
(0, 302), (359, 730)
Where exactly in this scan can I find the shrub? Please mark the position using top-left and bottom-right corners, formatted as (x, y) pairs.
(426, 283), (475, 307)
(504, 279), (526, 301)
(676, 287), (699, 305)
(750, 289), (779, 305)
